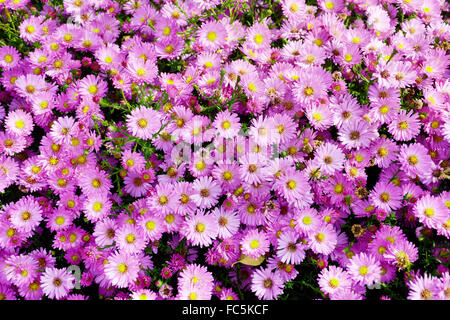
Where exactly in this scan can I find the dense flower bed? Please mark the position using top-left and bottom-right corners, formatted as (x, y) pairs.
(0, 0), (449, 301)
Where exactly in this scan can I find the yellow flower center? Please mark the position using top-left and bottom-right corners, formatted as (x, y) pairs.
(146, 221), (155, 231)
(254, 34), (263, 44)
(195, 223), (205, 233)
(207, 31), (217, 41)
(126, 234), (135, 243)
(329, 278), (339, 288)
(118, 263), (128, 274)
(424, 208), (434, 217)
(286, 180), (296, 190)
(325, 1), (334, 9)
(315, 233), (325, 242)
(4, 55), (13, 63)
(250, 240), (260, 248)
(93, 202), (103, 212)
(359, 266), (368, 275)
(56, 217), (65, 225)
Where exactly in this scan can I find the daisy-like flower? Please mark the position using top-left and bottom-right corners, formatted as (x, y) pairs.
(318, 265), (352, 296)
(347, 252), (382, 287)
(104, 251), (140, 288)
(41, 267), (75, 300)
(93, 218), (117, 247)
(115, 224), (146, 254)
(212, 207), (240, 239)
(294, 208), (321, 235)
(197, 20), (228, 51)
(384, 239), (418, 270)
(241, 228), (270, 259)
(83, 194), (112, 222)
(126, 106), (162, 140)
(338, 119), (378, 150)
(4, 254), (39, 287)
(78, 74), (108, 100)
(148, 183), (177, 216)
(49, 116), (79, 145)
(274, 168), (312, 208)
(0, 46), (20, 70)
(178, 264), (214, 291)
(78, 168), (112, 196)
(413, 194), (448, 230)
(371, 137), (399, 168)
(239, 154), (269, 185)
(397, 143), (433, 177)
(14, 74), (47, 101)
(408, 273), (440, 300)
(246, 23), (272, 51)
(121, 149), (146, 173)
(276, 230), (306, 265)
(5, 109), (34, 137)
(180, 210), (219, 248)
(155, 36), (185, 59)
(250, 268), (284, 300)
(249, 115), (278, 146)
(127, 57), (158, 85)
(212, 110), (241, 139)
(191, 176), (221, 209)
(436, 272), (450, 300)
(308, 223), (338, 255)
(388, 110), (421, 141)
(137, 213), (165, 242)
(9, 196), (43, 233)
(369, 181), (403, 213)
(315, 142), (345, 175)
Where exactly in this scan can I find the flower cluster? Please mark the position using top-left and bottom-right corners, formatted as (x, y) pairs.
(0, 0), (449, 301)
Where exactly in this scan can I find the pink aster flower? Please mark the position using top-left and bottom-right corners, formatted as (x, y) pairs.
(197, 20), (228, 51)
(180, 210), (219, 248)
(398, 143), (433, 177)
(315, 142), (345, 175)
(115, 224), (147, 254)
(384, 239), (418, 270)
(347, 252), (382, 286)
(5, 109), (34, 137)
(41, 267), (75, 300)
(137, 213), (166, 242)
(414, 194), (448, 230)
(294, 208), (322, 235)
(104, 251), (140, 288)
(126, 106), (162, 140)
(338, 119), (378, 150)
(212, 110), (241, 139)
(276, 230), (306, 264)
(77, 74), (108, 101)
(0, 46), (20, 70)
(408, 273), (440, 300)
(388, 110), (421, 141)
(49, 116), (79, 145)
(370, 181), (404, 213)
(308, 223), (338, 255)
(178, 264), (214, 291)
(212, 207), (240, 239)
(9, 196), (43, 233)
(191, 176), (222, 209)
(78, 167), (112, 196)
(4, 254), (39, 287)
(83, 194), (112, 222)
(250, 268), (284, 300)
(240, 228), (270, 259)
(318, 265), (352, 296)
(274, 168), (313, 208)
